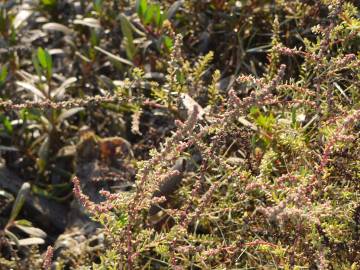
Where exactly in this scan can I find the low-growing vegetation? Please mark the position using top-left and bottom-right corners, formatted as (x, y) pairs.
(0, 0), (359, 269)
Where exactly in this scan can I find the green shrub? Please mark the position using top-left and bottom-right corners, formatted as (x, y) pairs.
(0, 0), (359, 269)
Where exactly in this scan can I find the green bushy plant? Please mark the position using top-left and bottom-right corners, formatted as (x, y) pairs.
(72, 2), (360, 268)
(0, 0), (359, 269)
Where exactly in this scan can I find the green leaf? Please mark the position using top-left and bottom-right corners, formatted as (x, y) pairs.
(37, 47), (47, 69)
(2, 116), (13, 134)
(94, 0), (102, 13)
(37, 47), (52, 79)
(163, 35), (173, 50)
(119, 15), (136, 60)
(37, 136), (50, 173)
(153, 4), (165, 28)
(176, 70), (185, 84)
(119, 15), (134, 44)
(45, 49), (52, 79)
(291, 107), (297, 126)
(37, 158), (47, 174)
(32, 53), (42, 79)
(0, 10), (6, 33)
(255, 113), (275, 131)
(41, 0), (57, 7)
(136, 0), (147, 18)
(144, 4), (156, 25)
(143, 5), (155, 25)
(0, 66), (8, 85)
(8, 183), (31, 225)
(90, 29), (99, 47)
(14, 219), (33, 226)
(249, 106), (260, 117)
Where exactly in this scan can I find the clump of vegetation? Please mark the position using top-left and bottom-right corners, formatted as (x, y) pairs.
(0, 0), (359, 269)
